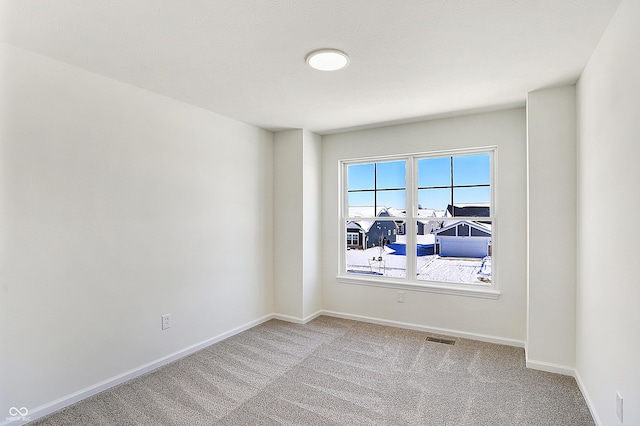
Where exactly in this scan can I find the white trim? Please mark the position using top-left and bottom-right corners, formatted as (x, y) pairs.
(339, 146), (497, 164)
(10, 314), (275, 426)
(525, 358), (575, 376)
(321, 310), (524, 347)
(337, 275), (501, 299)
(406, 157), (417, 279)
(273, 313), (305, 324)
(273, 310), (323, 324)
(303, 311), (324, 323)
(339, 148), (498, 295)
(574, 369), (602, 426)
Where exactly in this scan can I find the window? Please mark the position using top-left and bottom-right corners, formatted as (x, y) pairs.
(346, 232), (360, 246)
(345, 160), (407, 277)
(340, 148), (497, 298)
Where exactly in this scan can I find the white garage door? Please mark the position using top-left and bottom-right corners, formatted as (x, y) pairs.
(440, 237), (488, 258)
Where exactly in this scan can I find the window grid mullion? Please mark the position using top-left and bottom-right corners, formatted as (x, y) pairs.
(373, 163), (377, 214)
(405, 157), (416, 280)
(450, 156), (454, 212)
(417, 184), (490, 190)
(342, 148), (494, 289)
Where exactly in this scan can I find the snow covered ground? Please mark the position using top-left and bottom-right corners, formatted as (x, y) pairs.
(347, 245), (407, 277)
(346, 245), (491, 285)
(417, 255), (491, 284)
(396, 234), (435, 245)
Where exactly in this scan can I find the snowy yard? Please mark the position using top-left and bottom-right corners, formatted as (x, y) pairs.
(346, 245), (491, 285)
(347, 245), (407, 278)
(417, 255), (491, 284)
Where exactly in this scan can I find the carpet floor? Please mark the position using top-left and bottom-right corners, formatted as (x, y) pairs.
(30, 316), (594, 425)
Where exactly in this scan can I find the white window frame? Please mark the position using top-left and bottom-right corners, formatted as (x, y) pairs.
(337, 147), (499, 299)
(346, 232), (360, 246)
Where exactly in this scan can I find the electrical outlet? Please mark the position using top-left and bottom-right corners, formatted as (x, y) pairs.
(161, 314), (171, 330)
(397, 291), (405, 303)
(616, 391), (623, 422)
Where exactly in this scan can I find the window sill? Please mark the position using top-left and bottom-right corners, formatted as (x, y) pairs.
(336, 275), (501, 299)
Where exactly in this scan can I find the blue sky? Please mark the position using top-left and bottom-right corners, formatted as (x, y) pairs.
(348, 154), (490, 211)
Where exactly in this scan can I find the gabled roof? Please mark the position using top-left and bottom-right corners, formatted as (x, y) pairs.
(348, 206), (405, 218)
(347, 206), (401, 233)
(346, 220), (369, 232)
(417, 208), (447, 224)
(433, 220), (492, 235)
(446, 204), (490, 217)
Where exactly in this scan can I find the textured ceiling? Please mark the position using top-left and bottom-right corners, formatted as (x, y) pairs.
(0, 0), (622, 134)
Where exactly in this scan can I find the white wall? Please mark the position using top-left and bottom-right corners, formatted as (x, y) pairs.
(0, 44), (274, 418)
(526, 86), (576, 373)
(321, 109), (527, 343)
(273, 129), (322, 321)
(273, 130), (304, 318)
(576, 0), (640, 424)
(302, 130), (323, 319)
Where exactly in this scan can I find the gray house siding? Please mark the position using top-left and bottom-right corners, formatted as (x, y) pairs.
(346, 209), (399, 250)
(365, 221), (398, 249)
(434, 221), (492, 258)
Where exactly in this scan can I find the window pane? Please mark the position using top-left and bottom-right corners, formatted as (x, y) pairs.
(415, 220), (437, 251)
(418, 188), (451, 212)
(453, 154), (490, 186)
(377, 190), (406, 215)
(346, 220), (406, 278)
(348, 161), (407, 215)
(418, 157), (451, 187)
(376, 161), (405, 189)
(348, 163), (374, 190)
(417, 220), (492, 285)
(348, 192), (374, 209)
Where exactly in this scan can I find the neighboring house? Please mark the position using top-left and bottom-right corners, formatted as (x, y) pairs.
(417, 208), (447, 235)
(433, 220), (492, 258)
(346, 221), (366, 249)
(446, 204), (490, 219)
(386, 207), (407, 235)
(346, 208), (399, 249)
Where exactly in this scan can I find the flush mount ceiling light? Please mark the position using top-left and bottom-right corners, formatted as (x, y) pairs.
(306, 49), (350, 71)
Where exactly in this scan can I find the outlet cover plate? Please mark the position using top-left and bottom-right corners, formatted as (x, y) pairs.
(616, 391), (623, 422)
(161, 314), (171, 330)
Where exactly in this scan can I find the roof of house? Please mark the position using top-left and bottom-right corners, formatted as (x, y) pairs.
(347, 207), (402, 233)
(417, 208), (447, 224)
(433, 220), (492, 235)
(347, 206), (405, 218)
(446, 204), (490, 218)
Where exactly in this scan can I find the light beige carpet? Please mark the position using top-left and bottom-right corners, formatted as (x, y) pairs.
(30, 316), (594, 425)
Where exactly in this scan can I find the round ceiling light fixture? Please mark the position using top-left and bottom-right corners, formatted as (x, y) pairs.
(306, 48), (349, 71)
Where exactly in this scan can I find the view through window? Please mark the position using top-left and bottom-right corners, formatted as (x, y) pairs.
(343, 150), (493, 286)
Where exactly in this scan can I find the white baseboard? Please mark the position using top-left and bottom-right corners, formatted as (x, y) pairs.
(10, 314), (275, 426)
(272, 313), (304, 324)
(272, 310), (323, 325)
(525, 358), (575, 377)
(574, 369), (602, 426)
(321, 310), (526, 348)
(303, 311), (324, 323)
